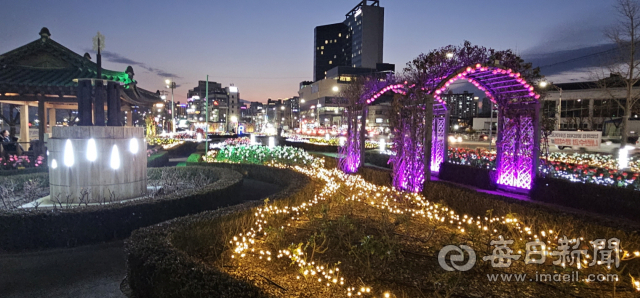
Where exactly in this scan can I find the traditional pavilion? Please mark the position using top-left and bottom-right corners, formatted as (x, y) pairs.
(0, 27), (162, 150)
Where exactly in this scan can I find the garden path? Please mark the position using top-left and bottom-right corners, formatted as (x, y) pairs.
(0, 178), (281, 298)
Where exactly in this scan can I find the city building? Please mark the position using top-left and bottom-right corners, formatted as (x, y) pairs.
(185, 81), (240, 132)
(440, 91), (478, 129)
(297, 1), (394, 133)
(313, 0), (384, 81)
(282, 97), (300, 129)
(544, 77), (640, 137)
(299, 65), (394, 129)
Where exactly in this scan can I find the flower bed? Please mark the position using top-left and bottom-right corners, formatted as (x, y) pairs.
(0, 167), (242, 251)
(447, 148), (640, 191)
(126, 164), (314, 298)
(126, 155), (640, 297)
(147, 137), (181, 147)
(205, 145), (320, 167)
(448, 147), (496, 169)
(0, 155), (45, 170)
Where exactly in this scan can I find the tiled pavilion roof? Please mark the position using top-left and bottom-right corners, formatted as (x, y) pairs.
(0, 27), (160, 106)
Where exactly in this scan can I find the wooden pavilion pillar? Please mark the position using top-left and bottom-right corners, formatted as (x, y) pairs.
(38, 99), (46, 144)
(48, 107), (56, 133)
(19, 101), (29, 144)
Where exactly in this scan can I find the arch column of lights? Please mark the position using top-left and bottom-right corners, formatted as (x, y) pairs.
(348, 63), (540, 192)
(433, 64), (541, 191)
(362, 82), (450, 191)
(338, 81), (407, 174)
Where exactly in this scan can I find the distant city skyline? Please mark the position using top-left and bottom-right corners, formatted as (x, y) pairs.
(0, 0), (616, 103)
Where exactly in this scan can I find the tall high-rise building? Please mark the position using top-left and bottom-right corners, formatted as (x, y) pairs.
(344, 0), (384, 69)
(313, 0), (384, 81)
(440, 91), (478, 127)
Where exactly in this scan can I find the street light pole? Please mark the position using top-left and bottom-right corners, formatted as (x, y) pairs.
(165, 79), (176, 134)
(205, 75), (209, 152)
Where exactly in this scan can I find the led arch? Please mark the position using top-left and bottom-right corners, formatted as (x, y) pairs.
(340, 63), (540, 192)
(432, 64), (540, 190)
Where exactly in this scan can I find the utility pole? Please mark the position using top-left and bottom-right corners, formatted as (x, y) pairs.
(165, 80), (177, 133)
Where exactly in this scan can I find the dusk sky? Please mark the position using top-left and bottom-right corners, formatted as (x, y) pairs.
(0, 0), (616, 103)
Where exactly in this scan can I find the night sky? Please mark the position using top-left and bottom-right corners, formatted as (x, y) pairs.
(0, 0), (615, 103)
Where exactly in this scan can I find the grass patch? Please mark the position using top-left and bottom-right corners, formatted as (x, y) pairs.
(133, 157), (640, 297)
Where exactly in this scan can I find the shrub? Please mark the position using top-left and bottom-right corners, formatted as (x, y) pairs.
(186, 153), (202, 163)
(126, 164), (314, 298)
(0, 167), (242, 251)
(438, 162), (496, 190)
(147, 150), (169, 167)
(205, 145), (319, 167)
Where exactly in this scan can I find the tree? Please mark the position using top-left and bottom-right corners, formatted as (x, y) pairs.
(598, 0), (640, 146)
(338, 76), (366, 173)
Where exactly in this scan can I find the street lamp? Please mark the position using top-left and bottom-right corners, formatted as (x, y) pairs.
(539, 80), (562, 130)
(165, 79), (177, 133)
(316, 103), (322, 127)
(332, 86), (339, 92)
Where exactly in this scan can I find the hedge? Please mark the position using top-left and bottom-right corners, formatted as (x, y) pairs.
(0, 167), (48, 176)
(284, 140), (339, 153)
(364, 151), (391, 169)
(531, 176), (640, 222)
(166, 141), (199, 157)
(125, 161), (640, 298)
(0, 167), (243, 251)
(147, 151), (169, 167)
(438, 162), (497, 190)
(125, 163), (315, 298)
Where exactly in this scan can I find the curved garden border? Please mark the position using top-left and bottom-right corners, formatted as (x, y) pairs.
(125, 163), (315, 298)
(125, 160), (640, 298)
(0, 166), (243, 251)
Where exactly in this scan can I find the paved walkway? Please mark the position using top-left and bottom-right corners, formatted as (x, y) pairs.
(0, 178), (281, 298)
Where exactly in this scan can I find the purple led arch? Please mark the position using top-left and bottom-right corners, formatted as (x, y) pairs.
(338, 45), (541, 193)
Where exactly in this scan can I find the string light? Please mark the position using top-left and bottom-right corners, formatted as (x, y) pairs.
(209, 144), (640, 296)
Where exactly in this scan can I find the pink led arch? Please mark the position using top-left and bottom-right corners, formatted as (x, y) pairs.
(338, 58), (540, 194)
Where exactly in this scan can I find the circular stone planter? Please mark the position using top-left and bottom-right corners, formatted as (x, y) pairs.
(0, 166), (243, 251)
(48, 126), (147, 203)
